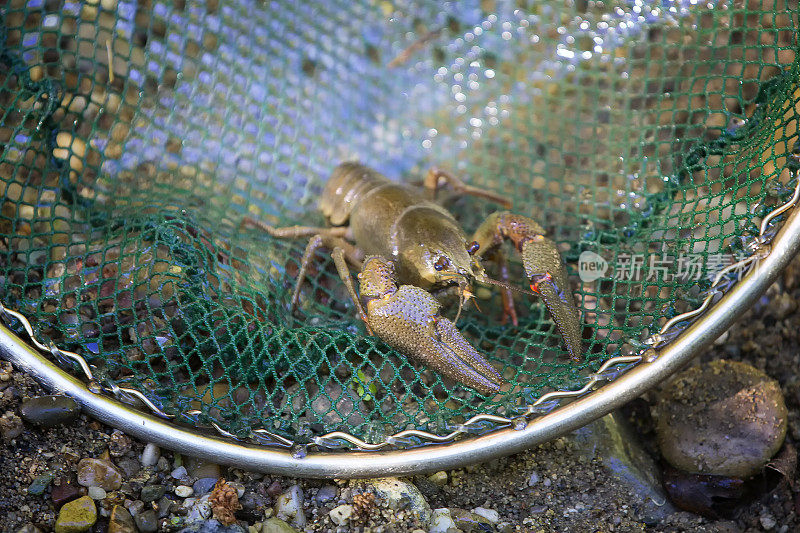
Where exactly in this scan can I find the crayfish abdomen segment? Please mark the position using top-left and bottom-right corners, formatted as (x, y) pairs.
(320, 162), (389, 226)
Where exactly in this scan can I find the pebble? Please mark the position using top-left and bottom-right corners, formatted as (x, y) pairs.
(87, 486), (107, 500)
(654, 360), (788, 478)
(427, 471), (448, 486)
(172, 466), (190, 482)
(108, 506), (136, 533)
(194, 478), (219, 496)
(27, 473), (54, 495)
(157, 495), (174, 518)
(186, 500), (212, 522)
(51, 480), (81, 509)
(450, 508), (492, 528)
(126, 499), (145, 517)
(365, 477), (432, 523)
(274, 485), (305, 528)
(314, 485), (336, 504)
(116, 457), (141, 478)
(429, 508), (456, 533)
(16, 525), (43, 533)
(19, 395), (80, 428)
(329, 504), (353, 525)
(260, 518), (299, 533)
(0, 412), (24, 439)
(176, 485), (194, 498)
(239, 491), (268, 513)
(135, 509), (158, 533)
(140, 443), (160, 467)
(76, 458), (123, 491)
(109, 431), (132, 457)
(54, 496), (97, 533)
(473, 507), (500, 523)
(185, 458), (220, 480)
(140, 484), (166, 502)
(761, 514), (777, 530)
(156, 456), (170, 471)
(266, 481), (283, 498)
(178, 519), (247, 532)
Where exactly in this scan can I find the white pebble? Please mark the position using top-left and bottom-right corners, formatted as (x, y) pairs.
(429, 508), (456, 533)
(88, 486), (107, 500)
(274, 484), (306, 528)
(140, 443), (160, 467)
(528, 471), (539, 486)
(175, 485), (194, 498)
(761, 515), (777, 531)
(473, 507), (500, 523)
(543, 477), (552, 487)
(171, 466), (188, 480)
(186, 502), (211, 521)
(329, 504), (353, 525)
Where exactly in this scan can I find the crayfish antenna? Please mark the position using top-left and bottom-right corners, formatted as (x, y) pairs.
(453, 285), (465, 324)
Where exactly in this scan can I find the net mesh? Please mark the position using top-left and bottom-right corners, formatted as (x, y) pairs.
(0, 0), (798, 444)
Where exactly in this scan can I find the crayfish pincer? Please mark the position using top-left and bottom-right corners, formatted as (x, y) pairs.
(245, 162), (583, 396)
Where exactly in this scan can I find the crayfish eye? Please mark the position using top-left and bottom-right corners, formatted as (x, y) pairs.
(434, 256), (450, 271)
(466, 241), (480, 254)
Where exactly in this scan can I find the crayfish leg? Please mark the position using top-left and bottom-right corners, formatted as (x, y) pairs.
(424, 167), (513, 209)
(483, 248), (519, 327)
(289, 234), (364, 318)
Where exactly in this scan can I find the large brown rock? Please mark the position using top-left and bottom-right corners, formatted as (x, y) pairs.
(653, 360), (787, 478)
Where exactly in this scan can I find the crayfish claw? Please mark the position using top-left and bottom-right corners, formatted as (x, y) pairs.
(365, 280), (503, 396)
(522, 236), (583, 361)
(434, 316), (503, 395)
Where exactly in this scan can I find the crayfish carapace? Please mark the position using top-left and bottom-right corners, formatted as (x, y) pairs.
(246, 162), (583, 396)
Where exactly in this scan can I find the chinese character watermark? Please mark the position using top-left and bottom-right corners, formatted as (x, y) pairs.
(578, 251), (759, 283)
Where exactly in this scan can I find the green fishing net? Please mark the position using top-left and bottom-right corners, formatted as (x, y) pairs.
(0, 0), (798, 446)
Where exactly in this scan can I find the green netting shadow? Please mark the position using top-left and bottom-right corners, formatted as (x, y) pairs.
(0, 0), (798, 444)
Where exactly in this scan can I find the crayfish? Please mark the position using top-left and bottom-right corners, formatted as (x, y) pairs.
(246, 162), (583, 395)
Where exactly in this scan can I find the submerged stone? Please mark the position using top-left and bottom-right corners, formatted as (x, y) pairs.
(571, 411), (674, 524)
(654, 360), (787, 478)
(20, 395), (80, 428)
